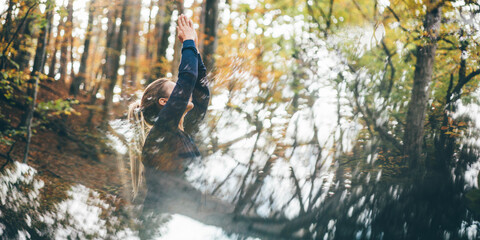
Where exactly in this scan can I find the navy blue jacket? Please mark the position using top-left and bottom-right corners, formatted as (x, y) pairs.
(142, 40), (209, 172)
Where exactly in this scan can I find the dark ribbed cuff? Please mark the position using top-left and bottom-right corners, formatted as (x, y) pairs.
(182, 40), (198, 54)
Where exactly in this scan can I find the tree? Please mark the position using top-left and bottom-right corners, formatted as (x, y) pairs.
(148, 0), (174, 84)
(24, 1), (52, 164)
(47, 19), (61, 79)
(122, 0), (142, 91)
(58, 0), (73, 84)
(0, 1), (37, 71)
(11, 2), (35, 72)
(170, 0), (185, 80)
(200, 0), (220, 70)
(70, 0), (96, 97)
(102, 0), (129, 118)
(403, 0), (442, 170)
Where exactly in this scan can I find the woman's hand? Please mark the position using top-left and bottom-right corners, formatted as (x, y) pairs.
(177, 14), (197, 45)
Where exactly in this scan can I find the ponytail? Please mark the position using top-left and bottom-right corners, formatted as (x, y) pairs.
(128, 101), (150, 199)
(128, 78), (170, 199)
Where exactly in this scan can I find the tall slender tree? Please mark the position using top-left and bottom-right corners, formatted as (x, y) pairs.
(12, 2), (35, 71)
(0, 0), (15, 44)
(41, 4), (54, 73)
(170, 0), (184, 80)
(59, 0), (73, 84)
(102, 0), (129, 118)
(24, 2), (52, 163)
(148, 0), (173, 84)
(47, 20), (62, 79)
(70, 0), (96, 97)
(0, 1), (17, 70)
(122, 0), (142, 91)
(201, 0), (220, 70)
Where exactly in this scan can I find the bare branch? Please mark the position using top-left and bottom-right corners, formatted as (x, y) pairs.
(380, 39), (396, 101)
(386, 6), (412, 33)
(350, 0), (370, 21)
(351, 76), (403, 151)
(216, 129), (258, 149)
(290, 167), (306, 214)
(464, 69), (480, 83)
(211, 162), (240, 195)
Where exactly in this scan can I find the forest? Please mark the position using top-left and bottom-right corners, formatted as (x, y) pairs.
(1, 0), (480, 239)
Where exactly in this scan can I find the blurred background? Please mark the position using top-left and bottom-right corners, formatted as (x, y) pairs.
(1, 0), (480, 239)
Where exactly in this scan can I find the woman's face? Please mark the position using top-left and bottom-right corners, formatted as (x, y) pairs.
(158, 81), (194, 112)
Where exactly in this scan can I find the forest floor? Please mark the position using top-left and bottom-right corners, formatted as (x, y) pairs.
(0, 80), (133, 208)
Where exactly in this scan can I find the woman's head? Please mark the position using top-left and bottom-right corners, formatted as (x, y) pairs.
(140, 78), (194, 125)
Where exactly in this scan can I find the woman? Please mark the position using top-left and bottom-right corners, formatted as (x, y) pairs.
(128, 15), (210, 235)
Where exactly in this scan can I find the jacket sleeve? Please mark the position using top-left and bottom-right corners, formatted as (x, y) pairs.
(152, 40), (198, 130)
(184, 53), (210, 134)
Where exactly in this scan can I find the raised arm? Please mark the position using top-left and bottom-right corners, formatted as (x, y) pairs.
(151, 40), (198, 130)
(184, 54), (210, 134)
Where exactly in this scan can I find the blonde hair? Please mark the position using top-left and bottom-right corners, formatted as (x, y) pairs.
(128, 101), (149, 199)
(128, 78), (171, 199)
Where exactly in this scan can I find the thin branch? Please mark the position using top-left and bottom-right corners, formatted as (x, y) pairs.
(280, 187), (350, 237)
(211, 162), (240, 195)
(233, 130), (262, 210)
(107, 123), (129, 147)
(386, 6), (411, 33)
(464, 69), (480, 83)
(306, 0), (324, 32)
(309, 177), (328, 208)
(380, 39), (396, 101)
(215, 129), (258, 149)
(448, 37), (479, 103)
(233, 215), (290, 224)
(246, 188), (263, 213)
(307, 151), (326, 209)
(350, 0), (370, 21)
(307, 109), (324, 210)
(438, 37), (457, 48)
(290, 167), (306, 215)
(326, 0), (335, 31)
(312, 0), (328, 20)
(349, 74), (403, 151)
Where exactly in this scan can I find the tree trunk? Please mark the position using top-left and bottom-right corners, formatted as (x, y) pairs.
(171, 1), (184, 80)
(0, 0), (15, 43)
(403, 3), (442, 170)
(145, 0), (155, 61)
(0, 0), (15, 71)
(69, 15), (76, 84)
(122, 0), (141, 92)
(201, 0), (220, 70)
(148, 0), (173, 84)
(12, 3), (34, 72)
(24, 5), (51, 164)
(47, 26), (61, 79)
(102, 0), (129, 119)
(41, 6), (54, 73)
(143, 0), (155, 83)
(70, 0), (95, 97)
(59, 0), (73, 84)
